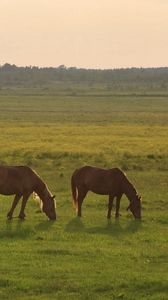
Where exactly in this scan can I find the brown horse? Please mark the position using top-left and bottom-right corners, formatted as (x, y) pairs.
(71, 166), (141, 219)
(0, 165), (56, 220)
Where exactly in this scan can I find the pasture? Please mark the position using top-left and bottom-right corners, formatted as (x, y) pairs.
(0, 90), (168, 299)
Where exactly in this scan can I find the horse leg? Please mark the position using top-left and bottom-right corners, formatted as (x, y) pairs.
(18, 192), (31, 220)
(115, 195), (122, 218)
(77, 188), (87, 217)
(107, 195), (115, 219)
(7, 194), (22, 219)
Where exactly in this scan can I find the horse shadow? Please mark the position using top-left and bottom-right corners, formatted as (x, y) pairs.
(35, 220), (55, 231)
(0, 217), (55, 239)
(109, 218), (140, 236)
(65, 217), (142, 237)
(65, 217), (85, 233)
(0, 219), (35, 239)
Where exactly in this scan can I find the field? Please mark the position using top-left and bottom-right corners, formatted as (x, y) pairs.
(0, 89), (168, 299)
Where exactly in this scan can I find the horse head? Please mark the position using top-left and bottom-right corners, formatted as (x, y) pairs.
(127, 195), (141, 219)
(42, 189), (56, 220)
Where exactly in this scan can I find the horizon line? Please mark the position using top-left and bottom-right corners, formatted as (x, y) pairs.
(1, 62), (168, 71)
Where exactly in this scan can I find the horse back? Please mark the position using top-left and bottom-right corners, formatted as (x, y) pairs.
(0, 165), (40, 195)
(72, 166), (125, 195)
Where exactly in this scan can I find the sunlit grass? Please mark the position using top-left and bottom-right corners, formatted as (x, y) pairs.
(0, 122), (168, 172)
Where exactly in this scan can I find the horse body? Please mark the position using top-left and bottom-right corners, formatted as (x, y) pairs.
(0, 165), (56, 220)
(0, 166), (38, 195)
(74, 166), (123, 195)
(71, 166), (141, 219)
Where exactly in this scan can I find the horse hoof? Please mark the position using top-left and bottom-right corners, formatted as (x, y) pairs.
(18, 214), (26, 220)
(7, 213), (12, 220)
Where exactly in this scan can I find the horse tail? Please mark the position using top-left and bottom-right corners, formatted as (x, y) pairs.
(71, 172), (78, 209)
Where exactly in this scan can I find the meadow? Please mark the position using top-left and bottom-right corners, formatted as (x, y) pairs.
(0, 89), (168, 299)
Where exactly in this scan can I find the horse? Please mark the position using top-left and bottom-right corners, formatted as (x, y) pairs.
(0, 165), (56, 220)
(71, 166), (141, 219)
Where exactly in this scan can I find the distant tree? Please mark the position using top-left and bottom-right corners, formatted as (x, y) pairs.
(0, 63), (168, 92)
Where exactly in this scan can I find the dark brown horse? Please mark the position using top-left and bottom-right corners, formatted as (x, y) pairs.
(71, 166), (141, 219)
(0, 165), (56, 220)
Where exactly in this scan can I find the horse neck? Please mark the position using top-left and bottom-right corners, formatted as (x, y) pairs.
(34, 179), (47, 203)
(122, 179), (137, 202)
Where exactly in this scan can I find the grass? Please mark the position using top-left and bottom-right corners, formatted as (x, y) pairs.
(0, 90), (168, 299)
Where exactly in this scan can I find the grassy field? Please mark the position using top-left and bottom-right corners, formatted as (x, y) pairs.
(0, 90), (168, 299)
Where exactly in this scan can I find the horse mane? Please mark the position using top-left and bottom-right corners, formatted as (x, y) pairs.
(32, 169), (48, 199)
(119, 169), (138, 200)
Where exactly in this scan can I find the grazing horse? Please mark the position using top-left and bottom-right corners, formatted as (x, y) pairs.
(71, 166), (141, 219)
(0, 165), (56, 220)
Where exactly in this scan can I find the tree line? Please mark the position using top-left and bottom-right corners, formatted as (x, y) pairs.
(0, 63), (168, 90)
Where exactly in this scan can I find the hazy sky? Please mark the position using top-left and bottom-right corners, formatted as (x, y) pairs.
(1, 0), (168, 68)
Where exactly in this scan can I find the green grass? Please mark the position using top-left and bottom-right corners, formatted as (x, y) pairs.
(0, 91), (168, 299)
